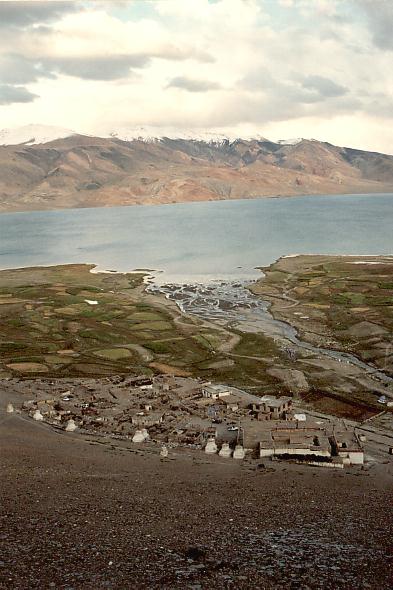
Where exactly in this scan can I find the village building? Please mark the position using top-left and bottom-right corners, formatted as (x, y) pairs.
(332, 430), (364, 465)
(127, 376), (154, 388)
(131, 411), (164, 427)
(17, 375), (370, 468)
(202, 384), (231, 399)
(243, 420), (331, 459)
(251, 395), (293, 420)
(217, 394), (240, 413)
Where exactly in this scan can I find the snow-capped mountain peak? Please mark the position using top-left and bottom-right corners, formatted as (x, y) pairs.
(108, 126), (271, 145)
(0, 124), (76, 146)
(109, 126), (234, 144)
(277, 138), (304, 146)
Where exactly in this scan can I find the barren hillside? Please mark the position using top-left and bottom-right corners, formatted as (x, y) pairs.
(0, 135), (392, 213)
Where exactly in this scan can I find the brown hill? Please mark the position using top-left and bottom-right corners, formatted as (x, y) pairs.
(0, 136), (392, 213)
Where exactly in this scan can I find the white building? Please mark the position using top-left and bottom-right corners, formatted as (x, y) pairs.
(202, 384), (231, 400)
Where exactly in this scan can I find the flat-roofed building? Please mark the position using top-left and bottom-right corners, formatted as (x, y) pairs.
(332, 431), (364, 465)
(243, 420), (331, 459)
(131, 412), (164, 427)
(202, 384), (231, 399)
(251, 395), (293, 420)
(217, 395), (240, 413)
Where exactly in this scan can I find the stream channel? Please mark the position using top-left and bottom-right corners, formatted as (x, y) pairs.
(147, 279), (393, 387)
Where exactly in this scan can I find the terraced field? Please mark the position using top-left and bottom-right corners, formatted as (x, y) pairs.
(0, 264), (233, 379)
(2, 260), (392, 422)
(252, 255), (393, 376)
(0, 264), (289, 391)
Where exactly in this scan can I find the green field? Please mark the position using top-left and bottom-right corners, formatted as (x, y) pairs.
(0, 264), (283, 388)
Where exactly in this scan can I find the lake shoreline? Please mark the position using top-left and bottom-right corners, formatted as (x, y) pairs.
(1, 189), (392, 216)
(1, 193), (392, 284)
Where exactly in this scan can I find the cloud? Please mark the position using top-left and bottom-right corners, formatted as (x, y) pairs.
(0, 53), (55, 84)
(167, 76), (222, 92)
(42, 54), (149, 81)
(240, 69), (349, 108)
(0, 84), (37, 105)
(301, 75), (348, 98)
(358, 0), (393, 51)
(0, 1), (80, 29)
(0, 0), (392, 153)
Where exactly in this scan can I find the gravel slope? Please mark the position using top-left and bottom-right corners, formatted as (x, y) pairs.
(1, 405), (392, 590)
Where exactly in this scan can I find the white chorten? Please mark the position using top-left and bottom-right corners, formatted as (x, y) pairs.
(33, 409), (43, 421)
(132, 430), (145, 443)
(6, 403), (14, 413)
(65, 419), (77, 432)
(160, 446), (169, 458)
(233, 444), (245, 459)
(219, 443), (232, 458)
(205, 438), (218, 454)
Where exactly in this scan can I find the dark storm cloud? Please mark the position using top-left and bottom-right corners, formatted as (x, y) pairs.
(167, 76), (221, 92)
(0, 84), (37, 104)
(0, 1), (80, 28)
(301, 75), (348, 98)
(358, 0), (393, 51)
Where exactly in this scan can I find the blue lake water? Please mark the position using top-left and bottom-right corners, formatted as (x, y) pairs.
(0, 193), (392, 283)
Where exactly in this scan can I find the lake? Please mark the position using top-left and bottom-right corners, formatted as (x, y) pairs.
(0, 193), (392, 284)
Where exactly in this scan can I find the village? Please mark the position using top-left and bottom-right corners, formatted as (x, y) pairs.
(4, 374), (373, 468)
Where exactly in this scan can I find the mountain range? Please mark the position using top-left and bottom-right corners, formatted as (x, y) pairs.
(0, 124), (392, 213)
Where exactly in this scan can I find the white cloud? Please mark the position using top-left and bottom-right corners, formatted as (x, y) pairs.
(0, 0), (392, 153)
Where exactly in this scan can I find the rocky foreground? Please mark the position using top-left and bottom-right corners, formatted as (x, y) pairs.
(1, 402), (392, 590)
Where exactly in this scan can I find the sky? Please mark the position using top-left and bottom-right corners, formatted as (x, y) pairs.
(0, 0), (393, 152)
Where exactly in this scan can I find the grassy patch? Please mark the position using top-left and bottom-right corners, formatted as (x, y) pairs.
(93, 348), (132, 361)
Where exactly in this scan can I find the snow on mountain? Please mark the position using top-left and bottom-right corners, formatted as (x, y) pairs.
(0, 124), (317, 148)
(109, 126), (269, 145)
(277, 138), (304, 146)
(0, 124), (76, 146)
(110, 126), (232, 144)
